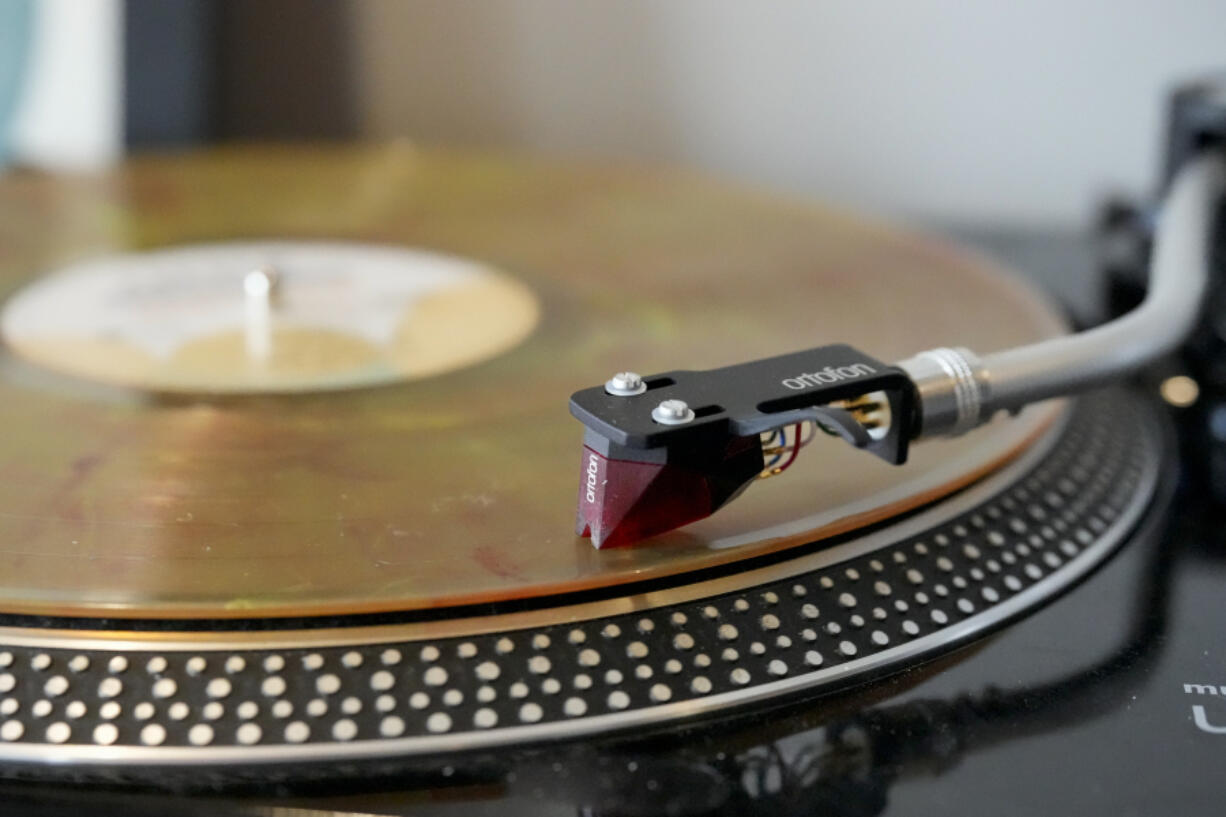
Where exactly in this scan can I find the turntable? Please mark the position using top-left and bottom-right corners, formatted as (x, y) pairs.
(0, 78), (1222, 816)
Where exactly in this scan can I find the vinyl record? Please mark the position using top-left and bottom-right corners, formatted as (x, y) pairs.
(0, 145), (1065, 619)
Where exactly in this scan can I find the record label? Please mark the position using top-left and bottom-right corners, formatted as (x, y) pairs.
(0, 242), (540, 393)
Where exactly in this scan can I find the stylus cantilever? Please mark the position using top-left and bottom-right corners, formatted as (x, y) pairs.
(898, 153), (1226, 438)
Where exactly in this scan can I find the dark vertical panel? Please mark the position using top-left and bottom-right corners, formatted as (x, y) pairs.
(213, 0), (358, 141)
(124, 0), (216, 148)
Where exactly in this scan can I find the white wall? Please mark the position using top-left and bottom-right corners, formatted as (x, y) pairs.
(354, 1), (1226, 228)
(8, 0), (124, 171)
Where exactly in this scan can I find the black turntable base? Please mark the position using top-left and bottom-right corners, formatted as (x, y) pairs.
(0, 145), (1219, 815)
(0, 386), (1208, 815)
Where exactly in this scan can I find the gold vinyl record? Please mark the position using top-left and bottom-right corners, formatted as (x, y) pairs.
(0, 145), (1065, 619)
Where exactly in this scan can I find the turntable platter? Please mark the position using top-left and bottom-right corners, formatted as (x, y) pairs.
(0, 146), (1065, 618)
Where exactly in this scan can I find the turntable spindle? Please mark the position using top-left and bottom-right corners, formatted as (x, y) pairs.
(243, 264), (279, 363)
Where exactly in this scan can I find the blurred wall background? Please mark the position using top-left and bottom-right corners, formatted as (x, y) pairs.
(350, 1), (1226, 228)
(4, 0), (1226, 228)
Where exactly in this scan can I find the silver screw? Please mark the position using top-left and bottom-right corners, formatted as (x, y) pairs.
(652, 398), (695, 425)
(605, 371), (647, 396)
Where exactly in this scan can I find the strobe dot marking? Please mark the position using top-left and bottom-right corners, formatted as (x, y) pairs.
(237, 723), (262, 745)
(140, 724), (166, 746)
(43, 676), (68, 697)
(649, 684), (672, 703)
(207, 678), (232, 699)
(285, 721), (310, 743)
(188, 724), (214, 746)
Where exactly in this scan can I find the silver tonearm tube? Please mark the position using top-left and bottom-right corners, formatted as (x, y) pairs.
(898, 152), (1226, 438)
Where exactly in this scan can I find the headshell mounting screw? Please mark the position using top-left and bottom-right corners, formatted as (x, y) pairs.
(605, 371), (647, 396)
(652, 399), (695, 425)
